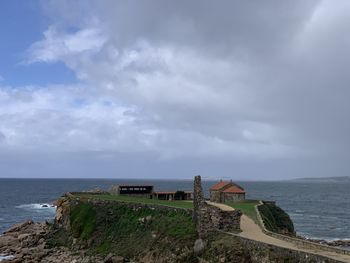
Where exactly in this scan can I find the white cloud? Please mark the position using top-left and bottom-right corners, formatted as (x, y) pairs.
(0, 84), (297, 159)
(3, 0), (349, 178)
(27, 26), (107, 64)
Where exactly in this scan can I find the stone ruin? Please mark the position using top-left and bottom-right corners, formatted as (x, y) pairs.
(193, 175), (242, 238)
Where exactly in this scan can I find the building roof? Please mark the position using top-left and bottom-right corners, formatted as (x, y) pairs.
(210, 181), (232, 190)
(222, 185), (245, 194)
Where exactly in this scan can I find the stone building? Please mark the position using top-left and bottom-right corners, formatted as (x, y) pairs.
(210, 180), (245, 203)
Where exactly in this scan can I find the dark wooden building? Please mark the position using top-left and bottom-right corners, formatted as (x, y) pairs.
(153, 191), (193, 200)
(109, 185), (154, 198)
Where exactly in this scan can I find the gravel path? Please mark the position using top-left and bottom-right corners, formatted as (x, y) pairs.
(208, 201), (350, 262)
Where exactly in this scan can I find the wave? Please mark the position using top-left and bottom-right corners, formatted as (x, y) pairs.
(0, 255), (14, 261)
(15, 203), (56, 210)
(301, 233), (350, 242)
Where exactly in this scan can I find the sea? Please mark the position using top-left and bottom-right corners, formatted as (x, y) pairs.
(0, 178), (349, 241)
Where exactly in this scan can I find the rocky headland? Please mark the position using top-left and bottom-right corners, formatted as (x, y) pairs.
(0, 177), (347, 263)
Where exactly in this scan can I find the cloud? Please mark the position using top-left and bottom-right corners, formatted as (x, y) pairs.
(27, 25), (106, 64)
(0, 84), (297, 159)
(3, 0), (350, 178)
(0, 85), (141, 152)
(0, 131), (5, 142)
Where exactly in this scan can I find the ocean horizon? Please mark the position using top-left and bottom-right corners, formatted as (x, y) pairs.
(0, 178), (349, 241)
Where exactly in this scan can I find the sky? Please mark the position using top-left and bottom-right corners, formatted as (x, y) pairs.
(0, 0), (349, 180)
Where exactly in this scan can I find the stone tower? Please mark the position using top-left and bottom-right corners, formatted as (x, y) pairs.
(193, 175), (205, 233)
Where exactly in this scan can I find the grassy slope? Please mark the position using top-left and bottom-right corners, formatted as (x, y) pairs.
(258, 203), (295, 235)
(226, 200), (259, 223)
(49, 200), (197, 259)
(74, 193), (194, 209)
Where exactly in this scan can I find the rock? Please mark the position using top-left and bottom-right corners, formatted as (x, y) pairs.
(108, 185), (119, 194)
(194, 238), (206, 254)
(4, 220), (34, 234)
(18, 233), (31, 241)
(55, 205), (64, 222)
(83, 187), (104, 193)
(21, 247), (29, 255)
(31, 251), (46, 260)
(0, 235), (18, 248)
(110, 256), (124, 263)
(104, 253), (124, 263)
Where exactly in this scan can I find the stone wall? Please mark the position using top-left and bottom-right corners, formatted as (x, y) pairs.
(254, 202), (350, 257)
(238, 235), (344, 263)
(193, 176), (241, 238)
(223, 192), (245, 202)
(209, 190), (221, 203)
(197, 202), (241, 236)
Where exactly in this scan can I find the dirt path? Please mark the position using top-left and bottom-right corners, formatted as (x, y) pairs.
(206, 201), (235, 211)
(207, 202), (350, 262)
(240, 215), (350, 262)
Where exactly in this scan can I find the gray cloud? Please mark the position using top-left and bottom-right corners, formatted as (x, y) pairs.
(0, 131), (5, 142)
(2, 0), (350, 179)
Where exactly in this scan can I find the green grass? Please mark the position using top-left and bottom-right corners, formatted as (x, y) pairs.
(73, 193), (194, 209)
(81, 202), (197, 257)
(70, 203), (96, 240)
(258, 203), (295, 235)
(226, 200), (259, 223)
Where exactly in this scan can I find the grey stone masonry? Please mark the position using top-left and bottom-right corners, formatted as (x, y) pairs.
(193, 175), (241, 238)
(193, 175), (205, 229)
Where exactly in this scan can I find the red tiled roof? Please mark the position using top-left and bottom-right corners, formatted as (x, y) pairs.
(210, 181), (231, 190)
(222, 185), (245, 194)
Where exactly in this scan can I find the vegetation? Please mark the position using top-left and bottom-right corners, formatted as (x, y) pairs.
(45, 227), (72, 248)
(70, 203), (96, 240)
(74, 193), (194, 209)
(65, 200), (197, 258)
(201, 233), (249, 263)
(258, 202), (295, 235)
(226, 200), (259, 223)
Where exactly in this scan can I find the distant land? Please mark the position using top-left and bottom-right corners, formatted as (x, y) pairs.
(291, 176), (350, 182)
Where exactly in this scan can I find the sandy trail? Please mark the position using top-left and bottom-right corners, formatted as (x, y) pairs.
(206, 201), (235, 211)
(208, 202), (350, 262)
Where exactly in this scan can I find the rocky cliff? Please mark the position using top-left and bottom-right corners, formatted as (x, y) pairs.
(0, 193), (343, 263)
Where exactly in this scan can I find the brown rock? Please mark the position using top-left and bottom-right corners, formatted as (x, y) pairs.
(105, 253), (125, 263)
(4, 220), (34, 234)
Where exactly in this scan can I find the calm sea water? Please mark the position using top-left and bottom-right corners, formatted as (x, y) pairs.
(0, 179), (349, 241)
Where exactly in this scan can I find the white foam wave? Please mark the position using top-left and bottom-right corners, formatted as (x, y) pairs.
(0, 255), (14, 261)
(302, 234), (350, 242)
(16, 203), (56, 210)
